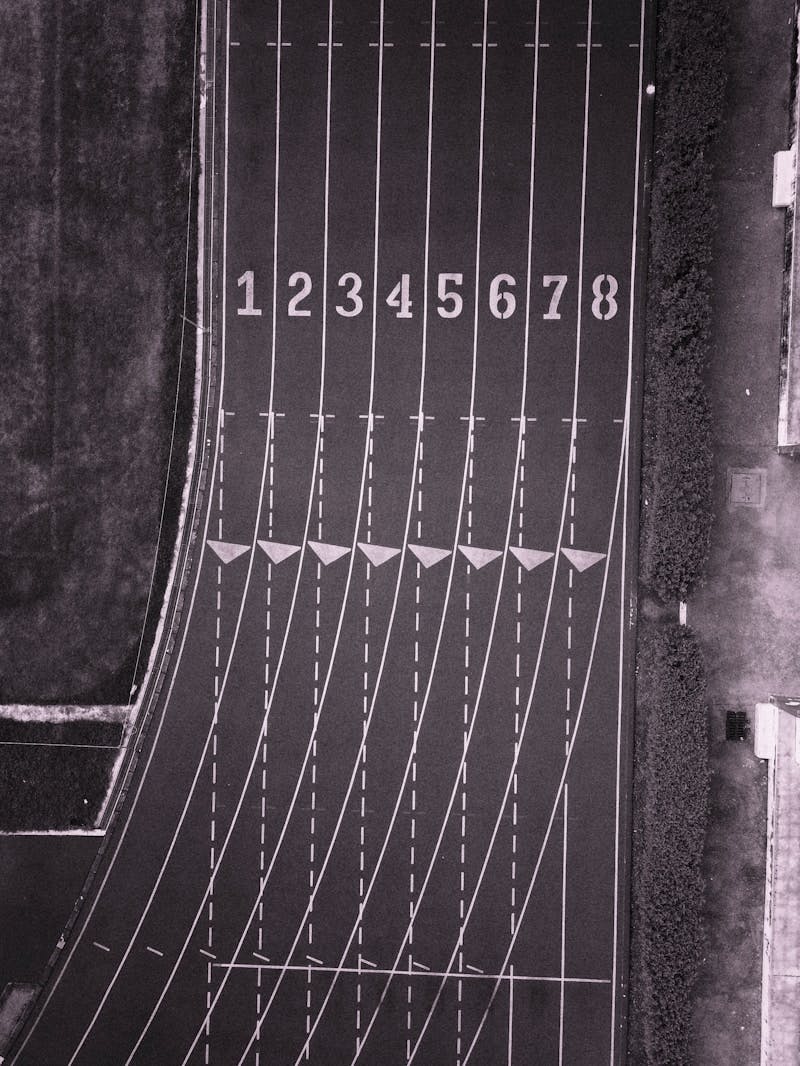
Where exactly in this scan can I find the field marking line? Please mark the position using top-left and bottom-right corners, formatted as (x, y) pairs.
(610, 2), (645, 1059)
(211, 962), (609, 984)
(5, 3), (215, 1059)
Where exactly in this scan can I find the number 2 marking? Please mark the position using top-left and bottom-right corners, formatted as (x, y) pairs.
(237, 270), (262, 316)
(288, 271), (312, 317)
(542, 275), (567, 320)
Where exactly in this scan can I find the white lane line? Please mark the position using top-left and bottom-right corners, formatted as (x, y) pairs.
(610, 4), (646, 1060)
(15, 4), (209, 1059)
(558, 784), (569, 1066)
(234, 0), (500, 1057)
(256, 418), (274, 1059)
(511, 426), (525, 939)
(301, 3), (576, 1061)
(212, 961), (610, 983)
(177, 4), (392, 1060)
(507, 964), (514, 1066)
(199, 949), (216, 961)
(117, 0), (340, 1056)
(462, 408), (629, 1066)
(92, 942), (110, 954)
(206, 407), (223, 1061)
(146, 947), (164, 958)
(403, 3), (602, 1060)
(357, 420), (373, 1051)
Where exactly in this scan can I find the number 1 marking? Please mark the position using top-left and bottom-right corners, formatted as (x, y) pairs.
(542, 275), (568, 320)
(237, 270), (263, 316)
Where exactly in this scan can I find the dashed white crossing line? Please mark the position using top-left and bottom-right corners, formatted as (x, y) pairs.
(146, 947), (164, 958)
(92, 942), (110, 954)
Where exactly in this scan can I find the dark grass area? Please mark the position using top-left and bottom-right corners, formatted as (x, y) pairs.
(0, 719), (123, 746)
(0, 0), (198, 705)
(0, 747), (115, 831)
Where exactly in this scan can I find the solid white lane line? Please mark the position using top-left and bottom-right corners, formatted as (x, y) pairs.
(179, 4), (390, 1061)
(558, 785), (569, 1066)
(610, 5), (646, 1061)
(118, 0), (340, 1056)
(462, 407), (629, 1066)
(403, 3), (600, 1060)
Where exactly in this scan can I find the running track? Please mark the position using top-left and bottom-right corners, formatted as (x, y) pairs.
(7, 1), (652, 1063)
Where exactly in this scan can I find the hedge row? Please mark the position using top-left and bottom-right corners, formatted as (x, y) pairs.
(628, 623), (710, 1065)
(639, 0), (729, 601)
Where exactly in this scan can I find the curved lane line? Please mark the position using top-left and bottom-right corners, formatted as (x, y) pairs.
(225, 4), (502, 1063)
(118, 1), (369, 1060)
(6, 2), (222, 1059)
(61, 0), (327, 1058)
(176, 4), (442, 1060)
(460, 408), (629, 1066)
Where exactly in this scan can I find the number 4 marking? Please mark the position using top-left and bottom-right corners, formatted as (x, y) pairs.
(237, 270), (263, 316)
(542, 275), (567, 320)
(386, 274), (413, 318)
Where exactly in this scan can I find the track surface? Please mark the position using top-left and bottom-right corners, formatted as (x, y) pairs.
(8, 1), (650, 1063)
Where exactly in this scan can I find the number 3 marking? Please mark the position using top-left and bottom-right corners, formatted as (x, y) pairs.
(336, 272), (363, 317)
(591, 274), (618, 320)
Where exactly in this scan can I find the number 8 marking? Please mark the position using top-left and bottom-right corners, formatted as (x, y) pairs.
(591, 274), (618, 320)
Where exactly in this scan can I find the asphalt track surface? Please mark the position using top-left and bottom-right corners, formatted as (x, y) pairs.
(8, 1), (651, 1063)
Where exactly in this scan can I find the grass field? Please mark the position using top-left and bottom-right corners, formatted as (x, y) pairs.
(0, 0), (197, 706)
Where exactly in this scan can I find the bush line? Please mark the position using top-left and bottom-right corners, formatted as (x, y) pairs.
(628, 622), (710, 1065)
(639, 0), (728, 602)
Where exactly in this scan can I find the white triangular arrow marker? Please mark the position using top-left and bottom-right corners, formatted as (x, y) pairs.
(308, 541), (350, 566)
(409, 544), (451, 569)
(358, 542), (400, 567)
(561, 547), (606, 572)
(257, 540), (301, 565)
(207, 540), (251, 565)
(509, 547), (554, 572)
(458, 545), (502, 570)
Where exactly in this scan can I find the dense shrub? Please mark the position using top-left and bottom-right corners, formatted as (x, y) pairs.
(639, 0), (729, 601)
(628, 623), (710, 1065)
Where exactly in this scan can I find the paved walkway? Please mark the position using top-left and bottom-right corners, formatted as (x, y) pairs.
(763, 709), (800, 1064)
(688, 0), (800, 1062)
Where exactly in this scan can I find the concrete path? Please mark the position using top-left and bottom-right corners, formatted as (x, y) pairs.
(763, 709), (800, 1064)
(687, 0), (800, 1062)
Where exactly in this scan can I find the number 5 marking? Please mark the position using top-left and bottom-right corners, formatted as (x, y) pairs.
(542, 275), (567, 320)
(591, 274), (618, 320)
(237, 270), (262, 316)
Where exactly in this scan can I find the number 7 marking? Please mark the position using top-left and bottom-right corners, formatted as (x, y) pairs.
(542, 274), (568, 320)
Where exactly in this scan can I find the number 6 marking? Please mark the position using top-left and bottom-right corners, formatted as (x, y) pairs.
(591, 274), (618, 321)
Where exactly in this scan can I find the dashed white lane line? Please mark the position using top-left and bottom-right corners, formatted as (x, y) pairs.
(256, 414), (276, 1061)
(511, 426), (526, 940)
(357, 420), (374, 1053)
(458, 423), (476, 1066)
(307, 417), (325, 1058)
(407, 428), (424, 1061)
(206, 410), (224, 1063)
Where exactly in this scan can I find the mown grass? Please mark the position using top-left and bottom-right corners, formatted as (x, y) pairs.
(0, 0), (198, 705)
